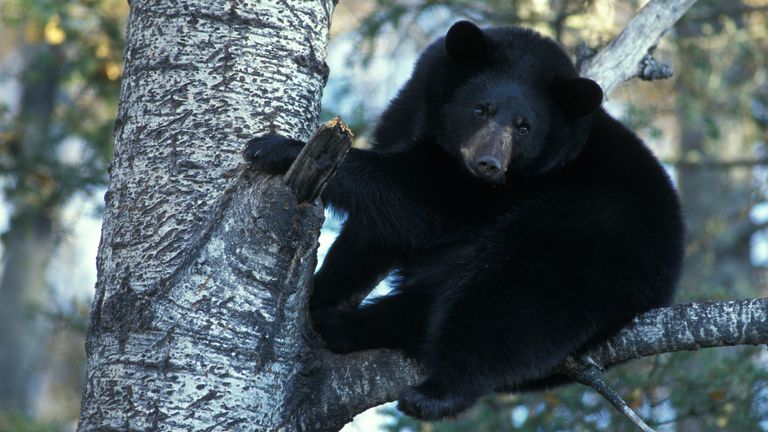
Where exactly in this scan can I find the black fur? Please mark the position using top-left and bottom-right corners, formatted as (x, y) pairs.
(242, 135), (303, 174)
(244, 21), (684, 420)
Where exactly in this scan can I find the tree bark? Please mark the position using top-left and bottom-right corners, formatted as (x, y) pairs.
(78, 0), (768, 431)
(77, 0), (339, 430)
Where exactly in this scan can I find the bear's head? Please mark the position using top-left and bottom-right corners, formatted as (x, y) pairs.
(426, 21), (603, 183)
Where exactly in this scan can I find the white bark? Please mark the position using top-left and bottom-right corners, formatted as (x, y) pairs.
(78, 1), (337, 430)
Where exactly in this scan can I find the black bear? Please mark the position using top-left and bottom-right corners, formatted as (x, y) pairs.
(244, 21), (684, 420)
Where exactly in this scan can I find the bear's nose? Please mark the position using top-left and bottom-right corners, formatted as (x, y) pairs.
(476, 156), (502, 176)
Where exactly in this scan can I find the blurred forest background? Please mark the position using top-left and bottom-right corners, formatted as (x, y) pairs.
(0, 0), (767, 431)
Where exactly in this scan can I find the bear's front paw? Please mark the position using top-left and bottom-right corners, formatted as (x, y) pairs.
(398, 381), (476, 420)
(312, 308), (356, 354)
(242, 134), (304, 174)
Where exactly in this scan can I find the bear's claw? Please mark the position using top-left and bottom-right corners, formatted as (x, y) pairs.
(397, 383), (476, 420)
(242, 134), (304, 174)
(312, 308), (356, 354)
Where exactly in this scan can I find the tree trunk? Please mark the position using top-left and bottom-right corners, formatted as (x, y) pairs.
(0, 43), (60, 414)
(0, 213), (55, 413)
(77, 1), (344, 430)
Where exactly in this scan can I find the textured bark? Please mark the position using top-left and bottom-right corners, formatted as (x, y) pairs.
(308, 299), (768, 427)
(586, 299), (768, 368)
(78, 0), (766, 430)
(77, 0), (340, 430)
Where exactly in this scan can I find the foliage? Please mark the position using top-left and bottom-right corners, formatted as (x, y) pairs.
(0, 411), (61, 432)
(0, 0), (127, 216)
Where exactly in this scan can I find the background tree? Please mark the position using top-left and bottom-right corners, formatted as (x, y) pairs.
(0, 0), (125, 425)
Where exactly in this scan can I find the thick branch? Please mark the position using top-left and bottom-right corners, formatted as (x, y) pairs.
(323, 298), (768, 428)
(586, 298), (768, 368)
(285, 117), (353, 204)
(580, 0), (700, 94)
(301, 350), (422, 432)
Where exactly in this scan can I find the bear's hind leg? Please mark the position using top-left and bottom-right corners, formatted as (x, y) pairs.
(398, 367), (489, 420)
(314, 290), (428, 355)
(395, 261), (592, 420)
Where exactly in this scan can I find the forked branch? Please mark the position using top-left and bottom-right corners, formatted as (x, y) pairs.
(562, 356), (657, 432)
(580, 0), (700, 94)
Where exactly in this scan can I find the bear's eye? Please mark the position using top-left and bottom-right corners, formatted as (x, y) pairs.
(516, 122), (531, 136)
(473, 104), (488, 118)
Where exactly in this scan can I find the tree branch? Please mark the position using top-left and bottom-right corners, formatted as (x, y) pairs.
(580, 0), (700, 94)
(586, 298), (768, 369)
(558, 298), (768, 430)
(325, 298), (768, 430)
(301, 350), (423, 432)
(561, 356), (657, 432)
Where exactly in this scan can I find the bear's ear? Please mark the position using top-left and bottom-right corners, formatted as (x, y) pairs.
(551, 77), (603, 118)
(445, 21), (490, 63)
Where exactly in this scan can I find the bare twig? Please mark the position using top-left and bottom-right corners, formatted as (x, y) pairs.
(285, 117), (353, 204)
(562, 356), (657, 432)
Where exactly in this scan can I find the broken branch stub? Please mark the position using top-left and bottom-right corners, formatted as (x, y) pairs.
(285, 117), (353, 204)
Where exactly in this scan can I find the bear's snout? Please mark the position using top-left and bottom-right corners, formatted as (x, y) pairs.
(475, 155), (503, 179)
(464, 127), (511, 183)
